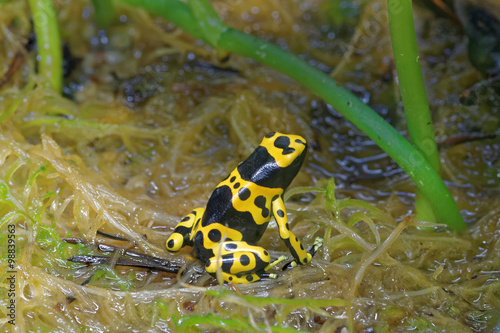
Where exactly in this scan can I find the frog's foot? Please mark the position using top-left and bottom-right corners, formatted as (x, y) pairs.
(310, 237), (324, 255)
(218, 257), (285, 283)
(166, 208), (205, 252)
(205, 241), (272, 283)
(221, 271), (278, 284)
(282, 237), (323, 270)
(218, 256), (285, 283)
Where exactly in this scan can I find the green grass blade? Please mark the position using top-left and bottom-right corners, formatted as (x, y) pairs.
(388, 0), (440, 223)
(28, 0), (62, 93)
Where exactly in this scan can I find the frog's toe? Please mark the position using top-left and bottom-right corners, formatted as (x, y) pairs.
(265, 255), (288, 271)
(166, 233), (184, 252)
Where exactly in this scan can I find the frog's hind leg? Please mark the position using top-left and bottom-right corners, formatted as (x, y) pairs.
(205, 241), (279, 283)
(271, 196), (323, 267)
(166, 208), (205, 252)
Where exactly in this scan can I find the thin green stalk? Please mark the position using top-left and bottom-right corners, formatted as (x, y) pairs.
(118, 0), (466, 231)
(119, 0), (204, 40)
(28, 0), (62, 93)
(388, 0), (439, 223)
(187, 0), (226, 47)
(91, 0), (116, 28)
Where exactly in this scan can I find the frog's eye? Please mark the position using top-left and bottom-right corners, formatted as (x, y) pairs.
(265, 132), (276, 138)
(295, 138), (306, 145)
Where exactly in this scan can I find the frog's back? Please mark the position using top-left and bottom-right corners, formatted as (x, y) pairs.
(202, 184), (271, 241)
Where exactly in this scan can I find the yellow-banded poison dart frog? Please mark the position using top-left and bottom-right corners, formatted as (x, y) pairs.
(166, 132), (323, 283)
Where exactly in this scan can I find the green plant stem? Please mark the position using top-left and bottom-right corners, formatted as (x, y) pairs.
(120, 0), (204, 40)
(187, 0), (226, 47)
(28, 0), (62, 93)
(388, 0), (439, 223)
(91, 0), (116, 28)
(118, 0), (466, 231)
(220, 31), (464, 231)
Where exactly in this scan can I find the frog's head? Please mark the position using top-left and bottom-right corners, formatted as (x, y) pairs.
(237, 132), (307, 190)
(261, 132), (307, 169)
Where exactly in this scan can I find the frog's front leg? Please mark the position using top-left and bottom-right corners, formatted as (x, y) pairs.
(205, 241), (280, 283)
(271, 196), (323, 267)
(166, 208), (205, 252)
